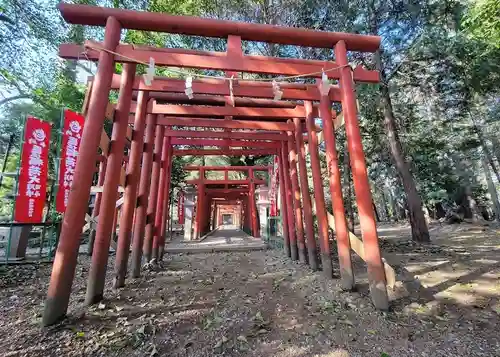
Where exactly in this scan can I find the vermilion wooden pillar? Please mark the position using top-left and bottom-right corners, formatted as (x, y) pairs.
(286, 126), (307, 263)
(195, 169), (205, 239)
(158, 143), (173, 259)
(211, 201), (217, 229)
(305, 101), (333, 278)
(86, 62), (136, 304)
(88, 157), (107, 255)
(281, 141), (298, 260)
(111, 205), (119, 241)
(277, 152), (291, 257)
(249, 169), (259, 237)
(204, 196), (212, 233)
(113, 91), (149, 288)
(152, 135), (170, 261)
(131, 114), (157, 277)
(335, 40), (388, 309)
(43, 16), (121, 326)
(143, 124), (165, 262)
(293, 118), (318, 270)
(243, 197), (251, 233)
(319, 91), (355, 290)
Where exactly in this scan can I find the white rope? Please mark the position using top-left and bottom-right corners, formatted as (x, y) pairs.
(82, 43), (353, 84)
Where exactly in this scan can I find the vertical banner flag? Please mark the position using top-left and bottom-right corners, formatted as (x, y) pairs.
(269, 155), (279, 216)
(15, 117), (51, 222)
(56, 109), (85, 213)
(178, 190), (185, 224)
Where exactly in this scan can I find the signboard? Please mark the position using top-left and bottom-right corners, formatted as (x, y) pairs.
(178, 190), (185, 224)
(15, 116), (51, 222)
(56, 109), (85, 213)
(269, 155), (278, 216)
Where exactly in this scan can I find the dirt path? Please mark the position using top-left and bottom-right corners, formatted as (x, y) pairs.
(0, 223), (499, 356)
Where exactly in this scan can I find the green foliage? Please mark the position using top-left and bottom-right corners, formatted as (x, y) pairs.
(462, 0), (500, 49)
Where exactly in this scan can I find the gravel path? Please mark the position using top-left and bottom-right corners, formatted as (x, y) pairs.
(0, 229), (499, 356)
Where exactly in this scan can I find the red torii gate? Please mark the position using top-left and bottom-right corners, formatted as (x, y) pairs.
(183, 165), (270, 238)
(43, 2), (389, 326)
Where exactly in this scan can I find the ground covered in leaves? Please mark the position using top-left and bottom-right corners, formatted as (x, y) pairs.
(1, 223), (500, 356)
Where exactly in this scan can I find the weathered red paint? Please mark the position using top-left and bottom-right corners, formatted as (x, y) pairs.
(58, 4), (380, 51)
(152, 103), (305, 118)
(85, 62), (136, 304)
(286, 127), (307, 263)
(67, 41), (379, 82)
(335, 41), (388, 309)
(113, 91), (149, 288)
(159, 142), (173, 259)
(194, 168), (205, 239)
(152, 117), (294, 131)
(293, 118), (318, 271)
(116, 75), (344, 102)
(173, 149), (277, 156)
(276, 152), (291, 256)
(131, 114), (157, 278)
(87, 157), (107, 256)
(319, 92), (355, 290)
(152, 135), (170, 261)
(184, 165), (271, 171)
(281, 141), (298, 260)
(171, 138), (280, 149)
(165, 129), (286, 141)
(137, 92), (298, 107)
(248, 169), (259, 237)
(42, 16), (121, 326)
(305, 101), (333, 278)
(143, 125), (165, 261)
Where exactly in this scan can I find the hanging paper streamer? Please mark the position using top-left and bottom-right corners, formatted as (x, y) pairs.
(228, 76), (235, 106)
(143, 57), (155, 86)
(185, 76), (194, 99)
(272, 80), (283, 101)
(56, 109), (85, 213)
(15, 116), (51, 222)
(319, 70), (331, 96)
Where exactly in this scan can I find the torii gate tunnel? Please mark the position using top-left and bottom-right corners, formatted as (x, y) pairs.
(43, 2), (389, 326)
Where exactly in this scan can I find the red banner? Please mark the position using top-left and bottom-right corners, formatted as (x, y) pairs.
(178, 190), (185, 224)
(270, 155), (278, 216)
(56, 109), (85, 213)
(15, 117), (51, 222)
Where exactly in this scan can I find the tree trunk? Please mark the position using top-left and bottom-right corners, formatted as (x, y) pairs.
(451, 153), (481, 222)
(372, 200), (380, 222)
(385, 179), (398, 221)
(375, 50), (430, 242)
(486, 135), (500, 170)
(380, 188), (391, 221)
(481, 153), (500, 221)
(470, 115), (500, 183)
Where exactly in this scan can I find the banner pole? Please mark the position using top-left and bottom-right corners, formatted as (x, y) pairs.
(6, 115), (27, 262)
(39, 109), (64, 259)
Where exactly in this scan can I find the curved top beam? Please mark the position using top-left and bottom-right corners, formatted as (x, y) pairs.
(58, 3), (381, 52)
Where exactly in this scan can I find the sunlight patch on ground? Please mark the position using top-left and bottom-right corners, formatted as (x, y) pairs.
(405, 260), (450, 274)
(272, 345), (309, 357)
(313, 349), (350, 357)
